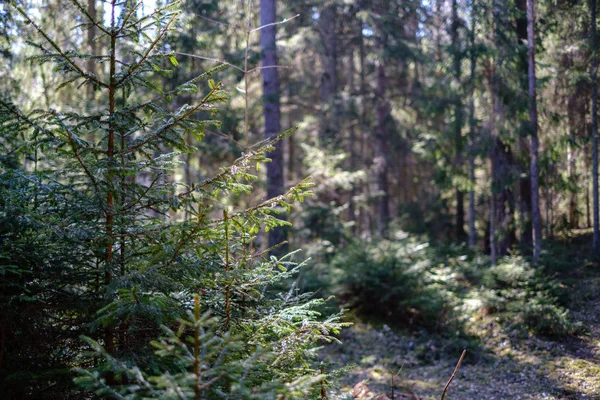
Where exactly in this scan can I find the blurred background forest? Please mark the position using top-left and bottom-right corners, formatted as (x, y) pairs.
(2, 0), (600, 398)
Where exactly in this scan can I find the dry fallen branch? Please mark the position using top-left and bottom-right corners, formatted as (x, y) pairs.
(440, 349), (466, 400)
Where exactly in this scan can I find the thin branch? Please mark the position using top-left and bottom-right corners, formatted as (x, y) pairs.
(166, 213), (206, 267)
(440, 349), (466, 400)
(68, 0), (111, 36)
(52, 112), (106, 213)
(13, 5), (108, 88)
(173, 52), (245, 73)
(117, 1), (143, 35)
(122, 84), (221, 154)
(196, 14), (241, 30)
(114, 64), (228, 122)
(247, 65), (292, 74)
(250, 14), (300, 33)
(115, 12), (178, 87)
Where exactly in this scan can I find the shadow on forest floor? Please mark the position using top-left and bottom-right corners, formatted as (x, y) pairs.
(321, 230), (600, 399)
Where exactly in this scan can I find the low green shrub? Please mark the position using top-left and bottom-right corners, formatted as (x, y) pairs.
(328, 233), (462, 331)
(478, 256), (578, 337)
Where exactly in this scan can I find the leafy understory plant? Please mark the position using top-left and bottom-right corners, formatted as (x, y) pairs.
(2, 0), (346, 398)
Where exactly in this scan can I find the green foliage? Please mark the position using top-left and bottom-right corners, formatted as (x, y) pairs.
(477, 256), (578, 338)
(328, 233), (462, 331)
(0, 1), (346, 398)
(76, 295), (343, 399)
(305, 229), (577, 342)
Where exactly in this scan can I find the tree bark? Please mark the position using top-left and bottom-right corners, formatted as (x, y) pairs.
(347, 46), (357, 232)
(86, 0), (97, 102)
(318, 4), (338, 144)
(376, 63), (390, 237)
(527, 0), (543, 264)
(592, 0), (599, 252)
(468, 6), (477, 248)
(516, 0), (533, 245)
(260, 0), (287, 252)
(451, 0), (466, 242)
(490, 0), (515, 263)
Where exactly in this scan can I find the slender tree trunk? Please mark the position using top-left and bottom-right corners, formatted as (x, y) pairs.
(468, 8), (477, 248)
(359, 28), (371, 236)
(490, 0), (516, 262)
(516, 0), (533, 245)
(592, 0), (600, 252)
(376, 63), (390, 237)
(347, 48), (358, 232)
(86, 0), (97, 102)
(260, 0), (287, 252)
(545, 176), (550, 238)
(567, 140), (579, 228)
(452, 0), (466, 242)
(103, 0), (117, 368)
(586, 151), (592, 228)
(527, 0), (543, 264)
(318, 5), (338, 144)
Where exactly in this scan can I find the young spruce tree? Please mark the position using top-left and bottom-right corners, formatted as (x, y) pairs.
(1, 1), (345, 398)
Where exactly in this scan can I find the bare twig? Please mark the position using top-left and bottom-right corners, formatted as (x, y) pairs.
(196, 14), (241, 30)
(390, 362), (404, 399)
(173, 52), (245, 73)
(250, 14), (300, 33)
(440, 349), (466, 400)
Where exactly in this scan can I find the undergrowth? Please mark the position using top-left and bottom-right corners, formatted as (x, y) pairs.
(303, 230), (579, 348)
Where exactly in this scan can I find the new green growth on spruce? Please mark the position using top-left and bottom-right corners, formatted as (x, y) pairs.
(1, 1), (346, 398)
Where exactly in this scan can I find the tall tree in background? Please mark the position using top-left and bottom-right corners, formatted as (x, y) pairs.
(261, 0), (287, 251)
(592, 0), (599, 253)
(451, 0), (466, 242)
(375, 63), (390, 237)
(490, 0), (515, 264)
(515, 0), (533, 245)
(467, 0), (477, 248)
(318, 3), (338, 144)
(86, 0), (96, 102)
(527, 0), (543, 264)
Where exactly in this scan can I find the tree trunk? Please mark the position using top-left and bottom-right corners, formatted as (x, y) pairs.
(527, 0), (543, 264)
(489, 0), (516, 262)
(451, 0), (466, 242)
(86, 0), (97, 102)
(516, 0), (533, 245)
(592, 0), (599, 252)
(491, 137), (515, 259)
(545, 175), (550, 238)
(468, 7), (477, 248)
(260, 0), (287, 252)
(318, 5), (338, 144)
(375, 64), (390, 237)
(347, 47), (357, 232)
(567, 139), (579, 228)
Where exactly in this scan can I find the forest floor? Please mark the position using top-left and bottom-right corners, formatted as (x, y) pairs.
(322, 230), (600, 400)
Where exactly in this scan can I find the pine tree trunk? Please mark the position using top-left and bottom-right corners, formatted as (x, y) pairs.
(452, 0), (466, 242)
(546, 176), (551, 238)
(86, 0), (97, 102)
(376, 64), (390, 237)
(347, 47), (357, 232)
(318, 5), (337, 144)
(260, 0), (287, 252)
(592, 0), (599, 252)
(516, 0), (533, 245)
(527, 0), (543, 264)
(490, 0), (516, 262)
(468, 10), (477, 249)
